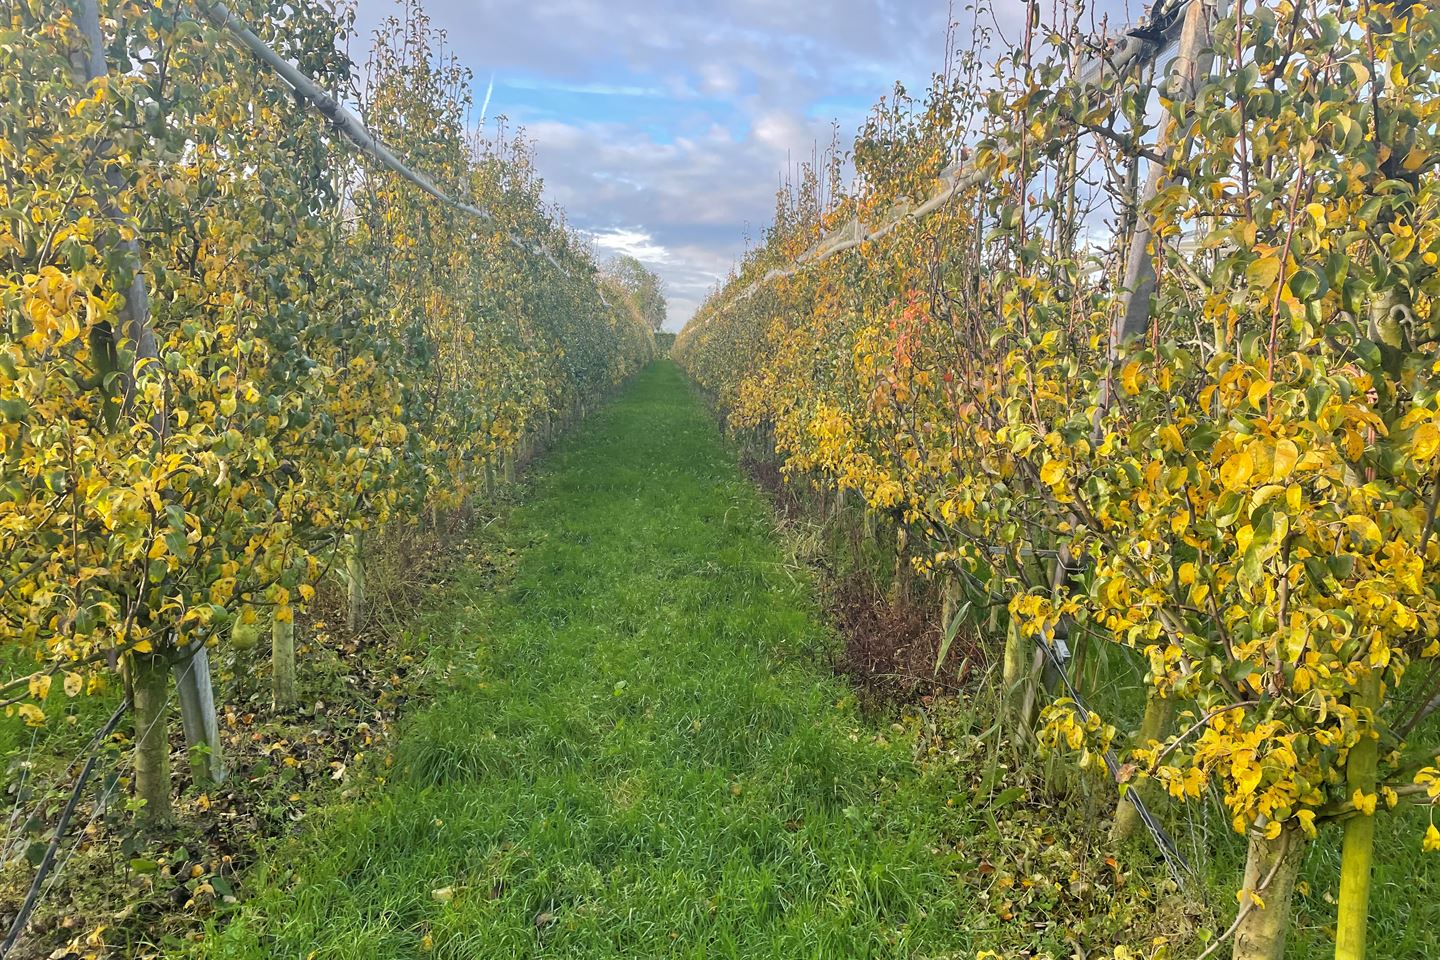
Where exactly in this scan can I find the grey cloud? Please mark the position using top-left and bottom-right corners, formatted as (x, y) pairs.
(349, 1), (1135, 328)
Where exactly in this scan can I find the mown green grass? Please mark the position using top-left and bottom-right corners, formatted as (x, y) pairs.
(199, 361), (977, 959)
(194, 360), (1438, 960)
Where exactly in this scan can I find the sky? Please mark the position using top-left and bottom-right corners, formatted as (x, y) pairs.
(348, 1), (1140, 331)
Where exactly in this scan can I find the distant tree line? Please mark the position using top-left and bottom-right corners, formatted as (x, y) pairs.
(603, 254), (668, 332)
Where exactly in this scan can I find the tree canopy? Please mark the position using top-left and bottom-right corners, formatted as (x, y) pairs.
(604, 254), (668, 332)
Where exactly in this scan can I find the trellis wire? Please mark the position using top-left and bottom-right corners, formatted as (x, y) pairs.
(0, 701), (128, 959)
(1036, 632), (1195, 886)
(0, 641), (211, 955)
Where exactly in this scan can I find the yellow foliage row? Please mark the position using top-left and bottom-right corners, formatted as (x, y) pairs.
(0, 0), (653, 706)
(679, 0), (1440, 849)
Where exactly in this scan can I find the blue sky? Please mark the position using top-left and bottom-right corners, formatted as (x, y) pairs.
(349, 1), (1140, 330)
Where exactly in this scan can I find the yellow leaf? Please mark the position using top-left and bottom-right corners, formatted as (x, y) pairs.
(1220, 449), (1255, 490)
(1424, 824), (1440, 853)
(1247, 255), (1281, 290)
(16, 703), (44, 727)
(1344, 515), (1383, 553)
(1159, 424), (1183, 452)
(1247, 379), (1272, 410)
(63, 672), (83, 697)
(28, 674), (51, 701)
(1171, 510), (1190, 535)
(1414, 423), (1440, 461)
(1272, 439), (1299, 480)
(1120, 360), (1142, 396)
(1040, 460), (1065, 486)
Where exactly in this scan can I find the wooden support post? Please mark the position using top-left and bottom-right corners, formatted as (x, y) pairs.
(1105, 0), (1218, 400)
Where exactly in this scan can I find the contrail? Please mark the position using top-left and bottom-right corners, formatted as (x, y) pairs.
(478, 71), (495, 127)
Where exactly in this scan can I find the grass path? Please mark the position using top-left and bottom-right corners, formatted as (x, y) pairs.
(203, 360), (970, 959)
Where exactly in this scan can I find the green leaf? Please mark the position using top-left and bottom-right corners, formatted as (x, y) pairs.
(1288, 266), (1325, 301)
(990, 786), (1026, 809)
(934, 600), (971, 675)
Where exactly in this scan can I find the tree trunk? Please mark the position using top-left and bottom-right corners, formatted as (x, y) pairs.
(1335, 671), (1382, 960)
(272, 616), (297, 711)
(889, 526), (911, 605)
(1233, 821), (1306, 960)
(1020, 643), (1046, 737)
(1112, 689), (1173, 841)
(130, 652), (172, 825)
(79, 0), (195, 820)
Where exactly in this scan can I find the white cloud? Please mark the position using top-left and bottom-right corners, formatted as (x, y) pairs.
(589, 228), (672, 263)
(348, 0), (1136, 331)
(696, 61), (738, 97)
(502, 78), (666, 97)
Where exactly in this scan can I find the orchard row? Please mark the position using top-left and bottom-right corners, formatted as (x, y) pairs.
(678, 3), (1440, 957)
(1, 0), (655, 821)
